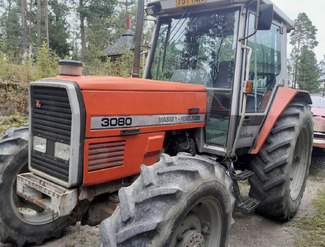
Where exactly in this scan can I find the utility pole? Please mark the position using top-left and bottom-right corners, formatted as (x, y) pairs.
(132, 0), (144, 78)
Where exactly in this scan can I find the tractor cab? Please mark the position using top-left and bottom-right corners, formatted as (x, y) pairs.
(144, 0), (293, 156)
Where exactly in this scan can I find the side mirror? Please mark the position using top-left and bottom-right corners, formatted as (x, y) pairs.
(258, 4), (273, 30)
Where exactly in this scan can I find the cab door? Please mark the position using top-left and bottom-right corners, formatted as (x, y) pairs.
(236, 11), (286, 149)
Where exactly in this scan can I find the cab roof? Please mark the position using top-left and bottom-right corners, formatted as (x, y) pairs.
(146, 0), (294, 31)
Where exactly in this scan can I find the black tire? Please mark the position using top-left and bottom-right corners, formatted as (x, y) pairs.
(100, 153), (234, 247)
(249, 101), (313, 220)
(0, 126), (74, 246)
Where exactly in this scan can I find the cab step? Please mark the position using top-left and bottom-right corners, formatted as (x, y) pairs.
(235, 198), (260, 213)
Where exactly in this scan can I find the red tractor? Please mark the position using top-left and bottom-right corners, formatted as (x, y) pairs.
(0, 0), (313, 246)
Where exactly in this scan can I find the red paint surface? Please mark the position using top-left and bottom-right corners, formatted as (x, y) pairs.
(251, 87), (298, 154)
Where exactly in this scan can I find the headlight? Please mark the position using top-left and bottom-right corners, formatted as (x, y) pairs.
(55, 142), (70, 161)
(33, 136), (46, 153)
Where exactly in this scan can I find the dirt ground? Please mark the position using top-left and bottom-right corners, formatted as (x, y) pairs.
(1, 149), (325, 247)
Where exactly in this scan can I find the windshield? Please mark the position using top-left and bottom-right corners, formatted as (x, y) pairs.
(311, 96), (325, 108)
(148, 9), (239, 88)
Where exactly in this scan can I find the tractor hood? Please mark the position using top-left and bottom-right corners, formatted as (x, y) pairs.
(46, 75), (206, 92)
(40, 75), (207, 139)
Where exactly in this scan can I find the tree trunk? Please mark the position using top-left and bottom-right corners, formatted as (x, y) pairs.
(80, 0), (86, 61)
(21, 0), (28, 56)
(45, 0), (49, 48)
(293, 38), (301, 89)
(37, 0), (41, 47)
(28, 0), (33, 55)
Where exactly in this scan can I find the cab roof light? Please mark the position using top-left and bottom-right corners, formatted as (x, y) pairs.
(145, 2), (161, 16)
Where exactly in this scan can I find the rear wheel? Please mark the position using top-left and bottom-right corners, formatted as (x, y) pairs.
(249, 101), (313, 220)
(0, 127), (74, 246)
(100, 153), (234, 247)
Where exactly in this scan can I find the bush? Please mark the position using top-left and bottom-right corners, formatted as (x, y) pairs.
(0, 81), (28, 116)
(0, 115), (28, 138)
(0, 43), (59, 127)
(0, 43), (60, 83)
(0, 42), (146, 138)
(83, 45), (145, 78)
(32, 42), (60, 79)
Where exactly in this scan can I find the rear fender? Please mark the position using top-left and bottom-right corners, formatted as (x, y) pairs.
(250, 87), (311, 154)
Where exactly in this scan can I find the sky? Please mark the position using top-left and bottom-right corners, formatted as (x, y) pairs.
(272, 0), (325, 62)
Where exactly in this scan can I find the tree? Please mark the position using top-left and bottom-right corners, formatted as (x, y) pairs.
(48, 0), (70, 58)
(289, 12), (318, 89)
(296, 45), (321, 93)
(290, 13), (318, 50)
(28, 0), (34, 54)
(45, 0), (49, 48)
(0, 0), (21, 56)
(319, 55), (325, 96)
(79, 0), (86, 61)
(77, 0), (117, 62)
(37, 0), (41, 47)
(21, 0), (27, 56)
(0, 0), (79, 59)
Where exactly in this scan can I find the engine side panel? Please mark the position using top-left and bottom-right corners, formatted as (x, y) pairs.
(82, 89), (207, 185)
(83, 132), (165, 186)
(82, 90), (207, 138)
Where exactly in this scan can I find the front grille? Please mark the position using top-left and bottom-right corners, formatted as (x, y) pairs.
(31, 153), (69, 181)
(30, 86), (72, 182)
(88, 141), (126, 172)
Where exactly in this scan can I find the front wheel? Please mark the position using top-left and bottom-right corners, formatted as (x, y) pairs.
(249, 101), (313, 220)
(100, 153), (235, 247)
(0, 127), (74, 246)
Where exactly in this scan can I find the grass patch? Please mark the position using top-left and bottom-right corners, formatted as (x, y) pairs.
(294, 191), (325, 247)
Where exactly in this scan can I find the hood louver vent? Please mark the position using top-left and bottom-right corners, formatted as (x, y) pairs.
(88, 141), (126, 172)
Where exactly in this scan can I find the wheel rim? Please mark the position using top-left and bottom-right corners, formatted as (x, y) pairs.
(289, 126), (309, 201)
(10, 161), (58, 225)
(171, 197), (222, 247)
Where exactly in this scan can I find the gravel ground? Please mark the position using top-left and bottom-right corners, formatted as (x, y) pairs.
(1, 149), (324, 247)
(229, 148), (325, 247)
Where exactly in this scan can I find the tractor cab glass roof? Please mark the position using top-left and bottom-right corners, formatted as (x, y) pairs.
(147, 8), (239, 88)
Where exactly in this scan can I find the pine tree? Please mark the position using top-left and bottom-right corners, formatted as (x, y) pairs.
(21, 0), (27, 56)
(48, 0), (70, 58)
(296, 46), (321, 93)
(0, 0), (21, 56)
(289, 12), (318, 89)
(37, 0), (41, 47)
(76, 0), (118, 62)
(319, 55), (325, 96)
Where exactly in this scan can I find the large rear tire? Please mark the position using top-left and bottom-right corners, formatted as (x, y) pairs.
(0, 127), (74, 246)
(249, 101), (313, 220)
(100, 153), (234, 247)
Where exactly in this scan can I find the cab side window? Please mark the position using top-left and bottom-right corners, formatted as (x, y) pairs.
(246, 13), (282, 113)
